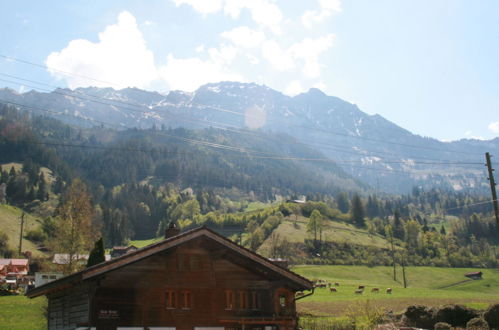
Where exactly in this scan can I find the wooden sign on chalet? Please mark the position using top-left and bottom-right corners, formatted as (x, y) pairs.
(26, 225), (313, 330)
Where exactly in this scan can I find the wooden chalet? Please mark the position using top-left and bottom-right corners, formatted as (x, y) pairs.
(26, 225), (313, 330)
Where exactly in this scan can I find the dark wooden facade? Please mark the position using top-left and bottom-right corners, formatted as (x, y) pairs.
(27, 227), (313, 330)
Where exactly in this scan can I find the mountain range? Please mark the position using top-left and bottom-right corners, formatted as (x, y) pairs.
(1, 81), (497, 193)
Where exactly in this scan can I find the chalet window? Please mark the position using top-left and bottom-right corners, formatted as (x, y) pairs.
(251, 291), (261, 310)
(279, 294), (287, 308)
(180, 290), (192, 309)
(165, 290), (177, 309)
(238, 290), (248, 309)
(225, 290), (235, 310)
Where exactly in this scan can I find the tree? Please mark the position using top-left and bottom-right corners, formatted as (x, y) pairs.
(336, 192), (350, 213)
(37, 172), (48, 201)
(405, 220), (421, 248)
(351, 194), (366, 228)
(87, 237), (105, 267)
(307, 209), (324, 243)
(51, 179), (99, 274)
(392, 210), (405, 240)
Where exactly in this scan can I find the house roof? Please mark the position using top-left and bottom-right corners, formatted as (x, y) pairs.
(10, 259), (29, 266)
(27, 226), (313, 298)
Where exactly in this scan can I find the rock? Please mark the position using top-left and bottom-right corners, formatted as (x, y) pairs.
(402, 305), (436, 329)
(434, 322), (453, 330)
(466, 317), (490, 330)
(435, 304), (479, 327)
(483, 304), (499, 329)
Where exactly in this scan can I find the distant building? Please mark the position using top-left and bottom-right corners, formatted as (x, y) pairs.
(52, 253), (111, 266)
(0, 259), (29, 277)
(34, 272), (64, 287)
(464, 271), (483, 280)
(28, 226), (313, 330)
(110, 245), (138, 259)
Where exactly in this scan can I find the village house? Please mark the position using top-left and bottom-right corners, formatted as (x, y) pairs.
(26, 225), (313, 330)
(0, 258), (29, 277)
(110, 245), (138, 258)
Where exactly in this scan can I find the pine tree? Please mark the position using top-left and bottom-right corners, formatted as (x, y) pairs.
(87, 237), (105, 267)
(351, 194), (366, 228)
(392, 210), (405, 240)
(336, 192), (350, 213)
(440, 224), (446, 236)
(37, 172), (47, 201)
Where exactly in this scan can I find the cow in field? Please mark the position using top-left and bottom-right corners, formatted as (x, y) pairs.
(334, 282), (340, 286)
(371, 288), (379, 293)
(330, 287), (337, 293)
(354, 289), (363, 294)
(386, 288), (392, 294)
(358, 285), (365, 290)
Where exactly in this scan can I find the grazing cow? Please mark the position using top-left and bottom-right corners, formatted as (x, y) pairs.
(386, 288), (392, 294)
(371, 288), (379, 293)
(358, 285), (365, 290)
(354, 289), (363, 294)
(334, 282), (340, 286)
(330, 287), (337, 293)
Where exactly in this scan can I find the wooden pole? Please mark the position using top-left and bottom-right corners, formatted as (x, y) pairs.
(485, 152), (499, 233)
(18, 212), (25, 256)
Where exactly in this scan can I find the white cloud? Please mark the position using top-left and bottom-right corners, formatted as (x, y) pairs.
(158, 54), (243, 92)
(173, 0), (223, 15)
(488, 122), (499, 134)
(302, 0), (342, 29)
(289, 34), (335, 78)
(261, 40), (295, 71)
(221, 26), (265, 48)
(285, 80), (304, 96)
(464, 130), (485, 140)
(174, 0), (283, 34)
(45, 11), (158, 89)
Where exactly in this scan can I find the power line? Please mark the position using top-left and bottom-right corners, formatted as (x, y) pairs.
(0, 71), (487, 163)
(0, 56), (486, 156)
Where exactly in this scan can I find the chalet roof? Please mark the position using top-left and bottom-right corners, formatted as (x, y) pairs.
(27, 226), (313, 298)
(0, 259), (29, 266)
(10, 259), (29, 266)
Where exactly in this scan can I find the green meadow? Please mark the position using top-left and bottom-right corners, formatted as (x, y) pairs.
(291, 265), (499, 316)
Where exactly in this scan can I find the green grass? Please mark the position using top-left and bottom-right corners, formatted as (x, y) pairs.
(0, 296), (46, 330)
(0, 204), (45, 257)
(259, 217), (390, 254)
(244, 201), (273, 212)
(129, 237), (162, 248)
(291, 265), (499, 316)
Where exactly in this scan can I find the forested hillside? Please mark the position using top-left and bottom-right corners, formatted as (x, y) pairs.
(0, 104), (497, 271)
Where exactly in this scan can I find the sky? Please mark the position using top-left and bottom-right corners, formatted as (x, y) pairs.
(1, 0), (498, 141)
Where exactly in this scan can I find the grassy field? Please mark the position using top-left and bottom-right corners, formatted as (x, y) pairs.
(292, 265), (499, 316)
(258, 217), (390, 255)
(0, 295), (46, 330)
(0, 204), (45, 257)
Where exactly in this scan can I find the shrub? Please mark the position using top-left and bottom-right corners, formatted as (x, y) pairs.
(435, 304), (478, 327)
(24, 229), (47, 243)
(466, 317), (489, 330)
(402, 305), (436, 329)
(483, 304), (499, 329)
(434, 322), (452, 330)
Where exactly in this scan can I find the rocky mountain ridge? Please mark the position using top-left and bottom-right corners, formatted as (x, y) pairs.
(1, 82), (497, 193)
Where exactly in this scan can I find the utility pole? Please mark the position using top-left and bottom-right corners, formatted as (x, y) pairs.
(18, 212), (25, 256)
(485, 152), (499, 232)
